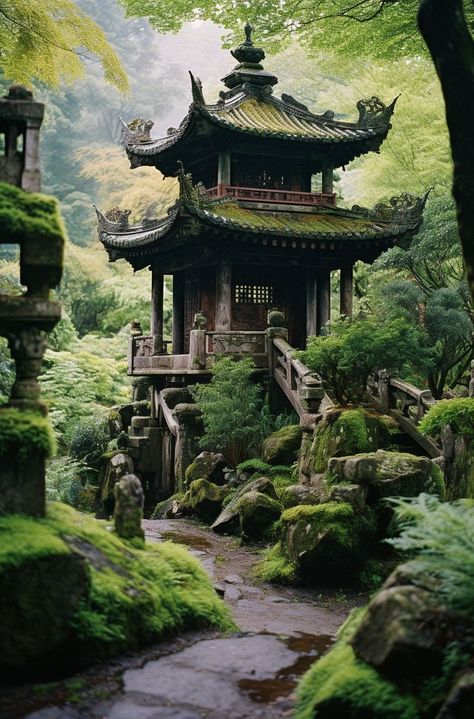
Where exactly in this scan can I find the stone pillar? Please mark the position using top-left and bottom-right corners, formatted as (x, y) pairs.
(7, 326), (49, 413)
(188, 329), (207, 369)
(22, 120), (42, 192)
(172, 271), (185, 354)
(306, 272), (317, 339)
(217, 150), (231, 188)
(340, 264), (354, 318)
(174, 403), (203, 492)
(151, 268), (164, 355)
(114, 474), (144, 541)
(322, 164), (334, 195)
(215, 261), (232, 332)
(317, 270), (331, 335)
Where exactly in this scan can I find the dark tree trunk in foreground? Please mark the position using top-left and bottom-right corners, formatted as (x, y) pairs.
(418, 0), (474, 304)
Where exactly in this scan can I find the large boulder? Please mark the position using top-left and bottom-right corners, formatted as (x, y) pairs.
(185, 451), (227, 487)
(182, 478), (229, 522)
(211, 476), (278, 534)
(351, 585), (443, 680)
(328, 449), (446, 500)
(279, 484), (322, 509)
(262, 425), (303, 466)
(281, 501), (375, 578)
(300, 407), (395, 481)
(236, 490), (282, 538)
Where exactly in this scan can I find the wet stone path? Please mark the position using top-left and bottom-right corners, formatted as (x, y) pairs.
(13, 519), (363, 719)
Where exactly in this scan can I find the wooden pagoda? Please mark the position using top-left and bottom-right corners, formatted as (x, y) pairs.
(97, 25), (427, 381)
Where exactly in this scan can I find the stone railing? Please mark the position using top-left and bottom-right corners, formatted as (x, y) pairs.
(129, 330), (269, 374)
(271, 337), (325, 430)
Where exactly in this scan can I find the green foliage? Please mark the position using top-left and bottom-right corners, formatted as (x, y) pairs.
(0, 408), (56, 461)
(295, 641), (418, 719)
(298, 317), (428, 404)
(47, 312), (78, 352)
(254, 542), (297, 584)
(46, 456), (86, 505)
(388, 494), (474, 618)
(419, 398), (474, 438)
(69, 415), (110, 467)
(190, 357), (265, 466)
(0, 502), (234, 674)
(0, 0), (128, 90)
(0, 338), (14, 404)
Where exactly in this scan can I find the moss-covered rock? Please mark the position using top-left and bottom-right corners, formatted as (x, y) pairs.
(327, 449), (446, 500)
(302, 407), (396, 479)
(295, 640), (419, 719)
(0, 503), (233, 678)
(281, 502), (376, 578)
(254, 541), (298, 584)
(182, 478), (229, 522)
(262, 425), (302, 466)
(279, 484), (322, 509)
(236, 490), (282, 538)
(185, 451), (226, 487)
(0, 408), (56, 461)
(211, 476), (278, 534)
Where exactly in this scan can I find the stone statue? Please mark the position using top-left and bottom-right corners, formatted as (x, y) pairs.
(192, 311), (208, 330)
(114, 473), (144, 541)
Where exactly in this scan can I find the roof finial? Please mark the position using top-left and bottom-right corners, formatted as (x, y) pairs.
(244, 22), (253, 45)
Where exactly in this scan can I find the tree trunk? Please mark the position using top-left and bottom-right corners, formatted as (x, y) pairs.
(418, 0), (474, 305)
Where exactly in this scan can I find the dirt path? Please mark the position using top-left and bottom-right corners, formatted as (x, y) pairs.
(8, 519), (363, 719)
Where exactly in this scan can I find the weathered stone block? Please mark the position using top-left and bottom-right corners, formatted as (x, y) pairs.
(262, 424), (302, 466)
(185, 451), (227, 487)
(114, 473), (144, 541)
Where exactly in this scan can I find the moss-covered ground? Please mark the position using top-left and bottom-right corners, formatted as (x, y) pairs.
(0, 502), (234, 678)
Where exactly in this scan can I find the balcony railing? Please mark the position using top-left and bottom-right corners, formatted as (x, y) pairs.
(206, 184), (337, 207)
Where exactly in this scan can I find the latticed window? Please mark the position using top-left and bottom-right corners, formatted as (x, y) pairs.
(234, 284), (274, 304)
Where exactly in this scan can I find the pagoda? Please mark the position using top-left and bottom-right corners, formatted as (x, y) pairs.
(97, 24), (426, 377)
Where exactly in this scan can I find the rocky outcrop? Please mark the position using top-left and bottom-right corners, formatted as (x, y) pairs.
(237, 490), (282, 538)
(182, 478), (229, 522)
(185, 451), (227, 487)
(262, 425), (303, 466)
(279, 484), (322, 509)
(211, 476), (279, 535)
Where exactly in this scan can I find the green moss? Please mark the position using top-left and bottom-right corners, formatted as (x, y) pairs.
(312, 408), (394, 473)
(419, 398), (474, 438)
(0, 182), (65, 246)
(237, 458), (273, 473)
(236, 490), (282, 538)
(254, 542), (297, 584)
(0, 408), (56, 460)
(0, 503), (234, 675)
(182, 478), (229, 522)
(295, 642), (419, 719)
(262, 424), (302, 465)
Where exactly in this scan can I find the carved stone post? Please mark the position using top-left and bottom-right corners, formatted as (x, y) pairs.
(215, 260), (232, 331)
(151, 267), (164, 355)
(174, 403), (203, 492)
(377, 370), (395, 413)
(188, 312), (207, 369)
(340, 264), (353, 318)
(7, 327), (48, 412)
(316, 270), (331, 335)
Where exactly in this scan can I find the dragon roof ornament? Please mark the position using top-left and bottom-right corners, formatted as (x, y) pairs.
(351, 189), (432, 226)
(356, 95), (399, 128)
(120, 116), (154, 147)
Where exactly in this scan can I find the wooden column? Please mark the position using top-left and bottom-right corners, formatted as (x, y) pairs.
(217, 151), (231, 188)
(340, 264), (354, 317)
(317, 270), (331, 335)
(215, 261), (232, 331)
(306, 272), (317, 341)
(322, 164), (334, 195)
(172, 271), (185, 354)
(151, 268), (164, 355)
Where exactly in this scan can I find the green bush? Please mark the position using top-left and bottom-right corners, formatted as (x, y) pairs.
(190, 356), (265, 466)
(419, 398), (474, 438)
(388, 494), (474, 618)
(69, 415), (110, 467)
(297, 316), (429, 404)
(46, 456), (86, 506)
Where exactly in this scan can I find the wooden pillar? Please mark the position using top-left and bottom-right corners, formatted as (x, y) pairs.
(215, 261), (232, 332)
(217, 151), (231, 189)
(151, 268), (164, 355)
(317, 270), (331, 335)
(306, 272), (317, 340)
(322, 164), (333, 195)
(172, 271), (185, 354)
(340, 264), (354, 318)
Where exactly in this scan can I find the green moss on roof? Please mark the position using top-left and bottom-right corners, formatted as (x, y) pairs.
(0, 181), (66, 245)
(204, 200), (381, 237)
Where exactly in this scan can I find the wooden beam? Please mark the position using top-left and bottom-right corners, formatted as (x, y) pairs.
(306, 272), (317, 340)
(340, 264), (353, 317)
(151, 268), (164, 355)
(215, 260), (232, 331)
(317, 270), (331, 335)
(172, 271), (185, 354)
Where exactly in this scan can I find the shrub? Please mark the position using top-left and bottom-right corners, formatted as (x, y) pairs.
(419, 398), (474, 438)
(46, 456), (86, 506)
(388, 494), (474, 618)
(190, 356), (265, 466)
(297, 316), (429, 404)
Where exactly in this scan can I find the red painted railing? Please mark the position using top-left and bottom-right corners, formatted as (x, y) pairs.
(207, 184), (337, 207)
